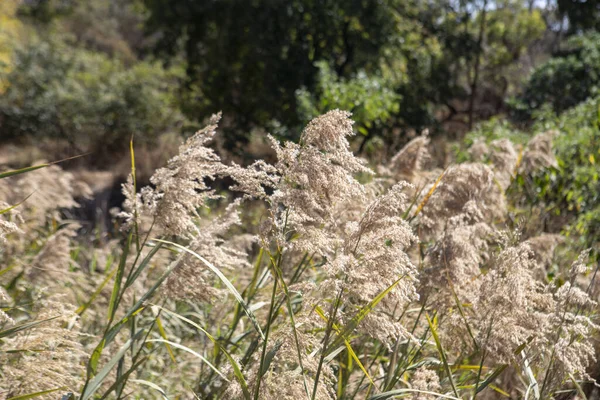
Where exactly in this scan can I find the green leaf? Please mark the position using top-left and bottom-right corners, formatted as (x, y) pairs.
(475, 364), (508, 395)
(155, 305), (251, 400)
(369, 388), (460, 400)
(327, 276), (405, 353)
(77, 266), (118, 316)
(87, 338), (106, 377)
(0, 164), (48, 180)
(0, 316), (60, 339)
(426, 313), (459, 398)
(314, 306), (374, 386)
(107, 234), (132, 323)
(6, 387), (68, 400)
(102, 255), (177, 347)
(260, 339), (283, 377)
(81, 330), (145, 400)
(0, 193), (33, 215)
(156, 316), (176, 363)
(130, 380), (169, 400)
(0, 154), (88, 180)
(97, 357), (148, 400)
(154, 238), (264, 340)
(124, 243), (162, 288)
(268, 252), (310, 397)
(147, 338), (228, 380)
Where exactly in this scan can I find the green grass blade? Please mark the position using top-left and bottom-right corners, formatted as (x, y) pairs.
(87, 338), (106, 378)
(268, 252), (310, 398)
(426, 313), (459, 398)
(473, 338), (532, 396)
(7, 387), (67, 400)
(107, 234), (132, 323)
(77, 265), (118, 316)
(156, 316), (177, 363)
(369, 388), (460, 400)
(81, 330), (145, 400)
(0, 265), (15, 277)
(129, 137), (141, 252)
(449, 284), (478, 350)
(0, 316), (60, 339)
(154, 238), (264, 340)
(0, 154), (89, 180)
(86, 255), (177, 380)
(97, 357), (148, 400)
(148, 338), (228, 380)
(327, 276), (405, 354)
(0, 193), (33, 215)
(155, 305), (251, 400)
(124, 243), (162, 288)
(412, 168), (446, 218)
(475, 364), (508, 395)
(130, 379), (169, 400)
(314, 306), (375, 386)
(0, 164), (48, 180)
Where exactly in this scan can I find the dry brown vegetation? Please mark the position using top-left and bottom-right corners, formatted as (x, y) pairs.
(0, 110), (598, 400)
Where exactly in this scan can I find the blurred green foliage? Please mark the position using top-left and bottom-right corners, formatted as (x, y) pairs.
(295, 61), (400, 140)
(463, 96), (600, 253)
(528, 97), (600, 249)
(455, 117), (531, 162)
(0, 37), (184, 157)
(514, 33), (600, 116)
(143, 0), (403, 145)
(1, 0), (600, 159)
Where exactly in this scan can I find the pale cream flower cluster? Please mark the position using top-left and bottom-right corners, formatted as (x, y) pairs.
(0, 298), (87, 399)
(225, 312), (336, 400)
(264, 110), (371, 254)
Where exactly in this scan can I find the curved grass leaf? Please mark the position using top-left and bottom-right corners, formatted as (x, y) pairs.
(97, 357), (148, 400)
(412, 168), (447, 218)
(0, 154), (89, 180)
(107, 234), (132, 323)
(260, 339), (283, 377)
(426, 313), (459, 398)
(0, 316), (60, 339)
(0, 164), (48, 180)
(154, 238), (264, 340)
(81, 330), (145, 400)
(131, 380), (169, 400)
(327, 276), (405, 353)
(369, 388), (460, 400)
(98, 251), (178, 349)
(147, 338), (228, 381)
(124, 243), (162, 289)
(155, 305), (251, 400)
(475, 364), (508, 395)
(156, 316), (177, 363)
(314, 306), (374, 386)
(7, 387), (67, 400)
(0, 193), (33, 215)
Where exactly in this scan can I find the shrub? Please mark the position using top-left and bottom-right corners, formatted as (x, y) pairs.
(462, 96), (600, 258)
(0, 37), (185, 158)
(295, 61), (400, 146)
(527, 97), (600, 251)
(514, 32), (600, 116)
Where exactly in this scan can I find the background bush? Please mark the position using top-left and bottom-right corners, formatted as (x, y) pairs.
(0, 37), (184, 158)
(514, 33), (600, 116)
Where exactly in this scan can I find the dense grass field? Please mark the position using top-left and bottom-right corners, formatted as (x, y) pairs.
(1, 108), (599, 399)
